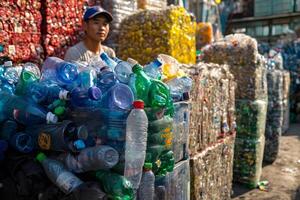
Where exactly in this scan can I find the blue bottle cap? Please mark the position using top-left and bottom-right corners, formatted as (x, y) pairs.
(152, 58), (163, 68)
(88, 86), (102, 100)
(74, 139), (86, 150)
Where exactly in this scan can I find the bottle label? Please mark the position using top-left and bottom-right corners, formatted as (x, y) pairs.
(38, 132), (51, 150)
(56, 172), (82, 194)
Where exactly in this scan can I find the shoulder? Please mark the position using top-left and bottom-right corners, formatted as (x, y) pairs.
(102, 45), (116, 58)
(64, 42), (85, 61)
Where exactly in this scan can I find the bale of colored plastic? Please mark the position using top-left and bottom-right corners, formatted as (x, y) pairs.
(118, 6), (196, 65)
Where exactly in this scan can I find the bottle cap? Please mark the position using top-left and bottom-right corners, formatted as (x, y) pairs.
(46, 112), (58, 124)
(59, 90), (70, 100)
(36, 152), (47, 162)
(144, 163), (152, 170)
(133, 100), (144, 109)
(54, 106), (65, 116)
(74, 139), (86, 150)
(152, 58), (163, 68)
(88, 86), (102, 100)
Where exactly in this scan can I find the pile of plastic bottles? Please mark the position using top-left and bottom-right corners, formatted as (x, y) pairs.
(0, 52), (192, 200)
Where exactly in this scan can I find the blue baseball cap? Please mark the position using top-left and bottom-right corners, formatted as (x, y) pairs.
(83, 6), (113, 22)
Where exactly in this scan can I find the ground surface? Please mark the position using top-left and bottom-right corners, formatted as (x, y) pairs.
(232, 124), (300, 200)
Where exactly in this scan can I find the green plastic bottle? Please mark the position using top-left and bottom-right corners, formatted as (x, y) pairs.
(131, 64), (152, 106)
(15, 70), (38, 95)
(95, 170), (134, 200)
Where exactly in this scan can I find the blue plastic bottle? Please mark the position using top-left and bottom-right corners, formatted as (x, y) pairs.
(41, 57), (79, 89)
(36, 152), (84, 194)
(0, 91), (58, 125)
(100, 52), (117, 69)
(79, 67), (97, 89)
(70, 86), (102, 108)
(10, 132), (34, 153)
(114, 61), (132, 84)
(144, 58), (163, 80)
(97, 69), (118, 92)
(29, 82), (69, 105)
(100, 83), (134, 110)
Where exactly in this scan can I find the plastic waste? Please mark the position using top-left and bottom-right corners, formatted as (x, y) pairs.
(137, 163), (155, 200)
(0, 91), (57, 125)
(70, 86), (102, 108)
(95, 170), (134, 200)
(36, 152), (84, 194)
(100, 52), (117, 70)
(79, 67), (97, 89)
(114, 61), (132, 84)
(143, 58), (163, 80)
(10, 132), (34, 153)
(124, 100), (148, 189)
(61, 145), (119, 173)
(165, 76), (193, 101)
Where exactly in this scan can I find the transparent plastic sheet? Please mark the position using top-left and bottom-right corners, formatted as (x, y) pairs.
(202, 34), (268, 101)
(190, 135), (235, 200)
(118, 6), (196, 65)
(180, 63), (236, 156)
(233, 135), (265, 188)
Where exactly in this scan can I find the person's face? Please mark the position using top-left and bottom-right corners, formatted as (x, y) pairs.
(84, 15), (110, 42)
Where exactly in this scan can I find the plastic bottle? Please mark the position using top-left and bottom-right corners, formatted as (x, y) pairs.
(62, 145), (119, 173)
(10, 132), (34, 153)
(79, 67), (97, 89)
(124, 100), (148, 189)
(166, 76), (193, 101)
(100, 52), (117, 70)
(71, 182), (107, 200)
(3, 66), (19, 85)
(0, 120), (18, 141)
(114, 61), (132, 84)
(131, 64), (152, 105)
(70, 86), (102, 108)
(0, 91), (58, 125)
(41, 57), (79, 89)
(15, 70), (39, 96)
(29, 82), (69, 105)
(95, 170), (134, 200)
(143, 58), (163, 80)
(25, 120), (86, 152)
(23, 62), (41, 79)
(100, 83), (134, 110)
(36, 152), (84, 194)
(137, 163), (155, 200)
(148, 79), (173, 109)
(158, 54), (185, 81)
(97, 69), (118, 92)
(0, 140), (8, 160)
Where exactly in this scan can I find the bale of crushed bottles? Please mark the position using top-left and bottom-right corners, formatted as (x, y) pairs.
(190, 135), (235, 200)
(202, 34), (268, 101)
(137, 0), (167, 10)
(172, 101), (190, 163)
(154, 159), (190, 200)
(182, 62), (236, 156)
(101, 0), (137, 50)
(118, 6), (196, 65)
(42, 0), (85, 58)
(264, 69), (284, 163)
(282, 70), (291, 133)
(0, 0), (44, 63)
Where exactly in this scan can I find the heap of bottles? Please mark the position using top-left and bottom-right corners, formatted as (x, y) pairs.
(0, 52), (192, 199)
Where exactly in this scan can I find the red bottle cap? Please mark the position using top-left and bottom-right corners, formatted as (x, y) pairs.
(133, 100), (144, 109)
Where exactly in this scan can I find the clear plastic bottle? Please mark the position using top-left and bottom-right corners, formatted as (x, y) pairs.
(166, 76), (193, 101)
(36, 152), (84, 194)
(114, 61), (132, 84)
(41, 57), (79, 89)
(124, 100), (148, 189)
(97, 69), (118, 92)
(143, 58), (163, 80)
(0, 91), (57, 125)
(137, 163), (155, 200)
(100, 52), (117, 70)
(62, 145), (119, 173)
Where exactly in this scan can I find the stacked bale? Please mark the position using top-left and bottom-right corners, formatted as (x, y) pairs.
(202, 34), (268, 187)
(181, 62), (236, 200)
(282, 71), (291, 133)
(0, 1), (43, 63)
(42, 0), (85, 58)
(118, 6), (196, 65)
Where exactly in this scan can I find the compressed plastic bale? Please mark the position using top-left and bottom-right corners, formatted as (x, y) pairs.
(42, 0), (85, 58)
(172, 101), (190, 163)
(190, 135), (235, 200)
(181, 63), (235, 156)
(282, 70), (291, 101)
(0, 1), (44, 63)
(202, 34), (268, 100)
(264, 70), (284, 163)
(118, 6), (196, 65)
(282, 99), (290, 133)
(196, 22), (213, 50)
(233, 135), (265, 188)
